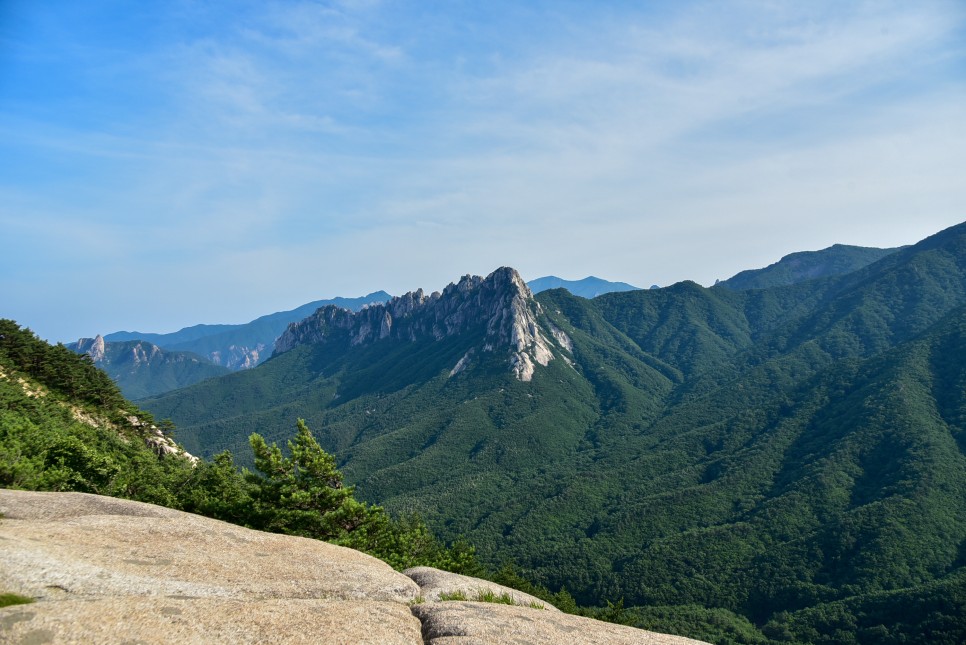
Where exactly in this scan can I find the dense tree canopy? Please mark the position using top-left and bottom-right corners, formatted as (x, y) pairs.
(143, 223), (966, 644)
(0, 321), (482, 575)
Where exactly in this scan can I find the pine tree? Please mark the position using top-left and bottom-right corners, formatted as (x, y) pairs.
(247, 419), (372, 540)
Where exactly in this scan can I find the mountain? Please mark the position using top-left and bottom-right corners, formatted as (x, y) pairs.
(528, 275), (640, 298)
(105, 291), (392, 370)
(143, 223), (966, 644)
(0, 319), (198, 499)
(0, 319), (525, 586)
(716, 244), (900, 291)
(273, 268), (557, 382)
(69, 336), (230, 400)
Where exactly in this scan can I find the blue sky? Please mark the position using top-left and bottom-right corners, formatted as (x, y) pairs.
(2, 0), (965, 342)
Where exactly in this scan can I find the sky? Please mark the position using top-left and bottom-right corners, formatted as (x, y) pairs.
(2, 0), (965, 342)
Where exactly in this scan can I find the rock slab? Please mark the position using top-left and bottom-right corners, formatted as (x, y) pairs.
(404, 566), (559, 611)
(0, 489), (710, 644)
(0, 489), (423, 644)
(1, 598), (421, 645)
(413, 601), (711, 645)
(0, 489), (420, 604)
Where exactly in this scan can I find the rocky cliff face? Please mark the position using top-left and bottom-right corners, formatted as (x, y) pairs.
(76, 334), (107, 362)
(208, 343), (267, 370)
(274, 267), (561, 382)
(76, 336), (263, 380)
(74, 337), (186, 369)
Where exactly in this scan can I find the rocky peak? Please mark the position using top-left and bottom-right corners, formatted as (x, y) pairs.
(75, 335), (107, 363)
(274, 267), (557, 381)
(129, 341), (163, 366)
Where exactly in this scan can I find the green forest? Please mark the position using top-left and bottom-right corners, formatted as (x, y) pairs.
(4, 224), (966, 643)
(141, 223), (966, 644)
(0, 320), (485, 575)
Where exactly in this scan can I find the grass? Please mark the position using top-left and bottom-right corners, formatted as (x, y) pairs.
(0, 593), (35, 608)
(438, 588), (544, 609)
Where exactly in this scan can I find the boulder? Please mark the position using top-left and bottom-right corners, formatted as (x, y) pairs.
(404, 566), (558, 611)
(412, 601), (710, 645)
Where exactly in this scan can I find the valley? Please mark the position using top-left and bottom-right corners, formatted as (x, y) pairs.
(136, 224), (966, 643)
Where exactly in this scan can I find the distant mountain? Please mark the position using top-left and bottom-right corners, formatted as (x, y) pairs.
(527, 275), (640, 298)
(716, 243), (900, 290)
(105, 291), (392, 371)
(272, 268), (556, 383)
(70, 336), (230, 400)
(145, 222), (966, 644)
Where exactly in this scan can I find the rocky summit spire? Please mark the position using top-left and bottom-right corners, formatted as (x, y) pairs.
(273, 267), (557, 381)
(75, 335), (107, 363)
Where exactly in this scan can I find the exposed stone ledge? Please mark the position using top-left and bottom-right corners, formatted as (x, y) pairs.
(0, 598), (422, 645)
(0, 489), (709, 645)
(413, 601), (711, 645)
(0, 489), (419, 604)
(404, 566), (559, 610)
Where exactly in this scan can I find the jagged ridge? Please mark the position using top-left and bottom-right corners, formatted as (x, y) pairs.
(273, 267), (559, 381)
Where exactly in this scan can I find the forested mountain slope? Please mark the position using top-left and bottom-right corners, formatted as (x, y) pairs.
(0, 320), (502, 580)
(145, 222), (966, 644)
(0, 320), (199, 499)
(70, 336), (230, 399)
(717, 244), (900, 291)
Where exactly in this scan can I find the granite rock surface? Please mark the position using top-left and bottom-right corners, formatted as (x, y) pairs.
(0, 489), (709, 645)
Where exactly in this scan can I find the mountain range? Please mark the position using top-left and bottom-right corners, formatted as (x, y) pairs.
(90, 278), (639, 376)
(528, 275), (642, 298)
(74, 256), (896, 402)
(70, 336), (231, 400)
(142, 225), (966, 643)
(0, 311), (699, 643)
(102, 291), (393, 370)
(66, 292), (392, 399)
(71, 279), (644, 399)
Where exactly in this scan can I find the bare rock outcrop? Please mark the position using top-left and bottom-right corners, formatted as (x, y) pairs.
(273, 267), (556, 381)
(126, 414), (200, 463)
(0, 489), (709, 645)
(404, 566), (558, 610)
(0, 490), (418, 604)
(75, 334), (107, 362)
(209, 342), (267, 370)
(413, 601), (710, 645)
(0, 598), (422, 645)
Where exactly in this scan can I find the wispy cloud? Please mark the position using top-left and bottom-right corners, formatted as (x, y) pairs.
(1, 0), (964, 340)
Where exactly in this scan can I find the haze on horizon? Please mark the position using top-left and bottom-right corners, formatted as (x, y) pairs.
(2, 0), (964, 342)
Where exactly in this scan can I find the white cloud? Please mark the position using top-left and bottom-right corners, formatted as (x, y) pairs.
(2, 0), (965, 340)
